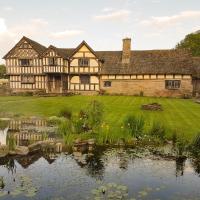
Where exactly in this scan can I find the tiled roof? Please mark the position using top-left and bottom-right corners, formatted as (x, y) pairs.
(96, 49), (194, 75)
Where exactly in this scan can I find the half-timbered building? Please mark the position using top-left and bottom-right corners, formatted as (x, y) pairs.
(3, 36), (197, 97)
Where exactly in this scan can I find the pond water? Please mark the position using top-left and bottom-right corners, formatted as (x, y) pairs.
(0, 119), (200, 200)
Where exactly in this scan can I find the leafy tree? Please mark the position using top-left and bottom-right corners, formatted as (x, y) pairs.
(176, 31), (200, 56)
(0, 64), (6, 78)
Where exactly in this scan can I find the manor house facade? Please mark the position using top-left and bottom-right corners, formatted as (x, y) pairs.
(3, 36), (198, 97)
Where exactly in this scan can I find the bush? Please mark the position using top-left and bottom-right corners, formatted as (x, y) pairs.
(124, 114), (145, 138)
(176, 139), (188, 156)
(0, 120), (9, 130)
(86, 100), (104, 130)
(0, 65), (6, 79)
(47, 116), (64, 126)
(191, 133), (200, 150)
(58, 108), (72, 119)
(149, 122), (166, 140)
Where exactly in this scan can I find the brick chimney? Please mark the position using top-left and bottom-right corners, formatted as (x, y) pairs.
(122, 38), (131, 64)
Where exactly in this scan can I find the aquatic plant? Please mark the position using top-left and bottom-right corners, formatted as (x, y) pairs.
(86, 100), (104, 130)
(175, 137), (188, 156)
(0, 177), (5, 189)
(90, 183), (129, 200)
(123, 114), (145, 138)
(6, 135), (16, 151)
(189, 133), (200, 156)
(149, 122), (166, 141)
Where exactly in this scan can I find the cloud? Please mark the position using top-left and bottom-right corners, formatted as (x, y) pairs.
(151, 0), (160, 3)
(141, 10), (200, 28)
(0, 18), (48, 62)
(10, 18), (48, 38)
(102, 8), (114, 12)
(30, 18), (48, 26)
(94, 9), (131, 21)
(0, 18), (7, 33)
(50, 30), (84, 39)
(3, 6), (13, 12)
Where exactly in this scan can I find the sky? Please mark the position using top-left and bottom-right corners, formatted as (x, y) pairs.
(0, 0), (200, 63)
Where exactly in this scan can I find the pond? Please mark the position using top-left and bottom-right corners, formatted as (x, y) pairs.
(0, 119), (200, 200)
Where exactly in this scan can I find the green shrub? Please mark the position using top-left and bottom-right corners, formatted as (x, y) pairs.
(149, 122), (166, 140)
(58, 108), (72, 119)
(0, 120), (9, 130)
(191, 133), (200, 150)
(47, 116), (64, 126)
(86, 100), (104, 130)
(176, 139), (188, 156)
(74, 100), (104, 134)
(124, 114), (145, 138)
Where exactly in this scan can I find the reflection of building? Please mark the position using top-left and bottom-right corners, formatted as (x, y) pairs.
(9, 119), (47, 131)
(0, 128), (8, 146)
(7, 119), (57, 147)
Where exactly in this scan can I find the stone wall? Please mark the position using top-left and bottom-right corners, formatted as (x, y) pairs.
(100, 79), (193, 97)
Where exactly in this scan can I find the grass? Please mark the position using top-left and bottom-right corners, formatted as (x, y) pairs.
(0, 95), (200, 140)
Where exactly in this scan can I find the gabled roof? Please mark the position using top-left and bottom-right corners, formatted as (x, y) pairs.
(70, 40), (98, 58)
(42, 45), (75, 59)
(3, 36), (47, 59)
(97, 49), (194, 75)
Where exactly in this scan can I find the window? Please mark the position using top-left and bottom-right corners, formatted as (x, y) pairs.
(80, 75), (90, 84)
(19, 59), (30, 66)
(21, 75), (35, 84)
(104, 81), (112, 87)
(165, 80), (181, 90)
(48, 58), (57, 66)
(78, 58), (89, 67)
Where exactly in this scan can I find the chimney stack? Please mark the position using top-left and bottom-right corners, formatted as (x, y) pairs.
(122, 38), (131, 64)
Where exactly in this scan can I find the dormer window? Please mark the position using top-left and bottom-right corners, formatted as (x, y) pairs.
(19, 59), (30, 66)
(78, 58), (89, 67)
(48, 58), (57, 66)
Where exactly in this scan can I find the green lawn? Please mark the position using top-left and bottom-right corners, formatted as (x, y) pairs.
(0, 95), (200, 140)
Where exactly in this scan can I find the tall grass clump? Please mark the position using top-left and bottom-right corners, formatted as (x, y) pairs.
(73, 100), (104, 134)
(149, 121), (166, 141)
(123, 114), (145, 138)
(58, 119), (75, 146)
(190, 133), (200, 154)
(58, 100), (104, 144)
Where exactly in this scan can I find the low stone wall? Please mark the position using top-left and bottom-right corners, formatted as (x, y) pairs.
(100, 79), (193, 97)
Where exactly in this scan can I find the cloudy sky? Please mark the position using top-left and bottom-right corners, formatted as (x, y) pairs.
(0, 0), (200, 63)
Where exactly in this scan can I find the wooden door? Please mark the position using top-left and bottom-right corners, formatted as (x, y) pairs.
(48, 75), (61, 93)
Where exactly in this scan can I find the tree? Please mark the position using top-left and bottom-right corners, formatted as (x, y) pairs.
(0, 64), (6, 79)
(176, 31), (200, 56)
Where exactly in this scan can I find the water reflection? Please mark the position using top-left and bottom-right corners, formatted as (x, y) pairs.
(175, 157), (186, 177)
(0, 119), (200, 199)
